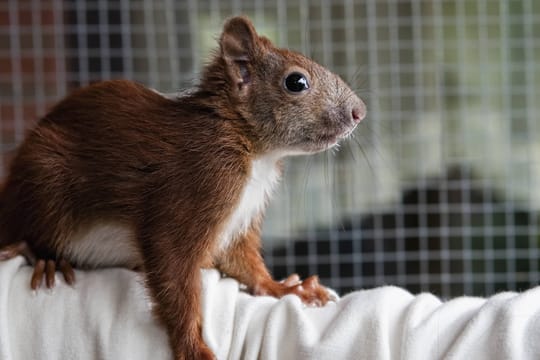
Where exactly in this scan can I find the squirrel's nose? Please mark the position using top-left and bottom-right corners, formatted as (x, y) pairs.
(351, 103), (366, 124)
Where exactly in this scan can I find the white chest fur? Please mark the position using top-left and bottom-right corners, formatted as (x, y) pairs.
(63, 222), (141, 268)
(218, 154), (281, 251)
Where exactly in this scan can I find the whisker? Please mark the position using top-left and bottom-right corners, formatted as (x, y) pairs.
(326, 151), (338, 222)
(352, 126), (390, 165)
(323, 152), (329, 189)
(348, 68), (364, 86)
(353, 88), (375, 100)
(359, 117), (392, 136)
(345, 140), (358, 163)
(352, 136), (376, 177)
(353, 138), (386, 169)
(300, 156), (313, 217)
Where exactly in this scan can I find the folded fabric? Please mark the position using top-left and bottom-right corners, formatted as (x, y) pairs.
(1, 256), (539, 360)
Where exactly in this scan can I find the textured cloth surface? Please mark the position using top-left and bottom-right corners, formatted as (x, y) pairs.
(1, 256), (540, 360)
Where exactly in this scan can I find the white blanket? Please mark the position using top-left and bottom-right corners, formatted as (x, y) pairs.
(1, 256), (540, 360)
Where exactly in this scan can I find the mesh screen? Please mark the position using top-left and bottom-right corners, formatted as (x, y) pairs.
(1, 0), (539, 297)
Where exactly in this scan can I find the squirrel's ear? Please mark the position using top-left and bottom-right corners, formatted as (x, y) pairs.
(220, 16), (259, 90)
(220, 16), (258, 62)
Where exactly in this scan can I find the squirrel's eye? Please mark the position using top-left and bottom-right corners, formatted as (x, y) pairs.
(284, 72), (309, 93)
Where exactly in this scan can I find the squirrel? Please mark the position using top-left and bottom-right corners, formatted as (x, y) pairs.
(0, 16), (366, 360)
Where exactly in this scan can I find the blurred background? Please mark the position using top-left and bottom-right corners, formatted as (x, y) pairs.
(1, 0), (539, 298)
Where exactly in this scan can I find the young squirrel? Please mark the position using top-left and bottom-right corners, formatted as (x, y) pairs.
(0, 16), (365, 360)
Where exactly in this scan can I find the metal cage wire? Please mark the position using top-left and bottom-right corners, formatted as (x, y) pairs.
(1, 0), (539, 297)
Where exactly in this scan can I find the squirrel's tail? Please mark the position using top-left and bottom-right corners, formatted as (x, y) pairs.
(0, 183), (12, 250)
(0, 180), (35, 262)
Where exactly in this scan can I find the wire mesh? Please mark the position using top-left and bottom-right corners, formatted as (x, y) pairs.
(1, 0), (539, 297)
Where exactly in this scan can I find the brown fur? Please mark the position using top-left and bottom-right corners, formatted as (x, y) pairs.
(0, 16), (365, 359)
